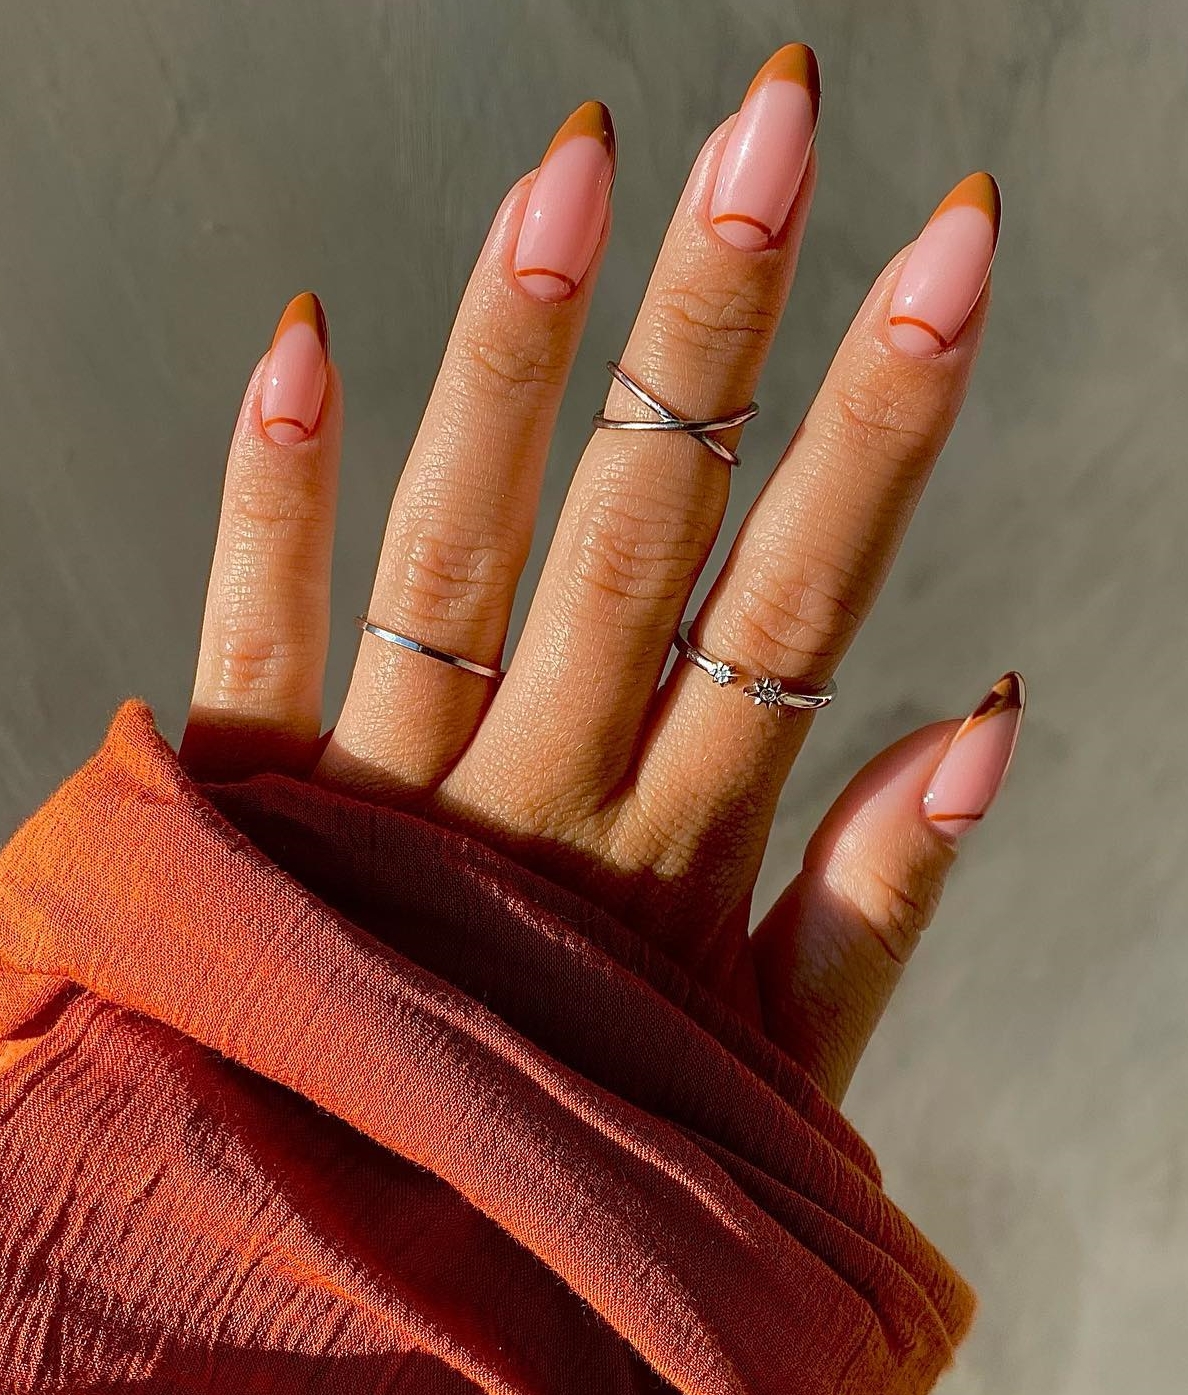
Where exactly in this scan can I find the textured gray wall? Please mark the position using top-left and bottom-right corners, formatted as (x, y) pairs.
(2, 2), (1185, 1389)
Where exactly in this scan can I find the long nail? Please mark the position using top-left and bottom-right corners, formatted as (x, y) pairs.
(709, 43), (820, 251)
(261, 292), (329, 444)
(888, 172), (1001, 357)
(922, 671), (1025, 841)
(513, 101), (616, 303)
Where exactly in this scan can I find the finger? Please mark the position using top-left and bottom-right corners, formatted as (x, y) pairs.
(313, 103), (615, 801)
(180, 292), (340, 783)
(447, 45), (822, 827)
(751, 670), (1025, 1104)
(631, 173), (1001, 952)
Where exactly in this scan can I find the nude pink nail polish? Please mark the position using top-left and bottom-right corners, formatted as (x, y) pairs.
(922, 671), (1025, 841)
(513, 101), (616, 303)
(888, 172), (1001, 356)
(709, 43), (820, 251)
(261, 292), (329, 444)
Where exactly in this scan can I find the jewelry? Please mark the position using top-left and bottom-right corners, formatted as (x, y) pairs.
(672, 621), (837, 711)
(591, 360), (758, 468)
(355, 615), (505, 680)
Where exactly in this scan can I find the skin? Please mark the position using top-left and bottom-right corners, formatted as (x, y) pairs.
(180, 91), (995, 1107)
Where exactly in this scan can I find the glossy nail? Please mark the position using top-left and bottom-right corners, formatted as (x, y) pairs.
(709, 43), (820, 251)
(261, 292), (329, 444)
(888, 172), (1001, 356)
(513, 101), (616, 302)
(922, 671), (1025, 841)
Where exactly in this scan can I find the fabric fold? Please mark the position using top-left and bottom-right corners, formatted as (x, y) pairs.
(0, 697), (976, 1393)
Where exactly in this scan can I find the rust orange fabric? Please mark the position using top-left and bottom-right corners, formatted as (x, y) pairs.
(0, 697), (975, 1393)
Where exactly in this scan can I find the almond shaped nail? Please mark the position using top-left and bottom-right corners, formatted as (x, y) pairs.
(709, 43), (820, 251)
(513, 101), (616, 302)
(888, 172), (1001, 356)
(261, 292), (329, 445)
(922, 670), (1025, 841)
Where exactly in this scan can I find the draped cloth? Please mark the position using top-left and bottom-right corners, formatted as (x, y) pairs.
(0, 697), (975, 1393)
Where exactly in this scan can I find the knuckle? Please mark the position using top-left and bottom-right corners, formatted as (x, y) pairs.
(828, 371), (937, 472)
(460, 331), (569, 405)
(570, 489), (705, 608)
(861, 865), (945, 966)
(652, 280), (776, 360)
(394, 520), (522, 625)
(217, 623), (316, 700)
(733, 551), (863, 674)
(229, 474), (332, 541)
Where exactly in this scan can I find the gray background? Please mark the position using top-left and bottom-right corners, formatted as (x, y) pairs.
(1, 1), (1184, 1389)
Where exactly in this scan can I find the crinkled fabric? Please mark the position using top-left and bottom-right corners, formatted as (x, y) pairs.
(0, 697), (975, 1393)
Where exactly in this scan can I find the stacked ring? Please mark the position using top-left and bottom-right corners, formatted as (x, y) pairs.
(672, 621), (837, 711)
(591, 360), (758, 468)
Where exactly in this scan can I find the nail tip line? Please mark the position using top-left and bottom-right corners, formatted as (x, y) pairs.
(556, 99), (616, 161)
(272, 291), (330, 357)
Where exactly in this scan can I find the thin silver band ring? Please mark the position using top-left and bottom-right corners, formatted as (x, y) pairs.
(592, 360), (758, 468)
(355, 615), (506, 680)
(673, 621), (837, 711)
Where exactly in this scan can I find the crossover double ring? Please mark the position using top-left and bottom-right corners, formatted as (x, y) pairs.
(592, 360), (758, 468)
(672, 621), (837, 711)
(355, 615), (506, 680)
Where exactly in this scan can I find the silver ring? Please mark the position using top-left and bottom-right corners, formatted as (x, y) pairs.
(355, 616), (505, 680)
(672, 621), (837, 711)
(591, 360), (758, 468)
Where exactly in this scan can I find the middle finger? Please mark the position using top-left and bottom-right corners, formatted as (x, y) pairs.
(447, 43), (822, 826)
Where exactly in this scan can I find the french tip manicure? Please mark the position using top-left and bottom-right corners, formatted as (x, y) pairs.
(513, 100), (616, 303)
(708, 41), (820, 252)
(262, 291), (329, 445)
(932, 171), (1002, 243)
(555, 100), (616, 164)
(272, 291), (329, 353)
(751, 42), (821, 122)
(922, 669), (1026, 841)
(887, 169), (1002, 356)
(984, 668), (1025, 715)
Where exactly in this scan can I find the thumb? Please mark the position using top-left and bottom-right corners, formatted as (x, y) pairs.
(751, 671), (1025, 1104)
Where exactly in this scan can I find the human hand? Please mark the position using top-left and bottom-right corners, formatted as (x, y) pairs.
(178, 43), (1024, 1106)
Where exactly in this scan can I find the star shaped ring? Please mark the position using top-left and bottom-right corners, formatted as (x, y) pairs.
(672, 621), (838, 711)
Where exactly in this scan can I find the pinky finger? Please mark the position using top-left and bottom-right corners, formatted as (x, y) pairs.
(180, 292), (342, 782)
(751, 671), (1025, 1104)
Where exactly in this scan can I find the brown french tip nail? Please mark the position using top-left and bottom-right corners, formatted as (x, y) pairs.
(748, 41), (820, 124)
(933, 170), (1002, 236)
(557, 99), (616, 163)
(708, 43), (820, 251)
(922, 670), (1026, 841)
(512, 101), (616, 302)
(261, 292), (329, 445)
(887, 171), (1001, 356)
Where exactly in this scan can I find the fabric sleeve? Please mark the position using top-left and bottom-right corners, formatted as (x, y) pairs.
(0, 696), (976, 1394)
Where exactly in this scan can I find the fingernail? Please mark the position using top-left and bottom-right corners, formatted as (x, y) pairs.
(513, 101), (616, 302)
(923, 670), (1025, 841)
(887, 172), (1001, 356)
(709, 43), (820, 251)
(262, 291), (329, 444)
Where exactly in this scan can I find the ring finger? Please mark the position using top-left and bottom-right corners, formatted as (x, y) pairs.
(632, 172), (1002, 977)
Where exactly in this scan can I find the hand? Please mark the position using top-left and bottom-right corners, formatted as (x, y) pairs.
(178, 44), (1024, 1106)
